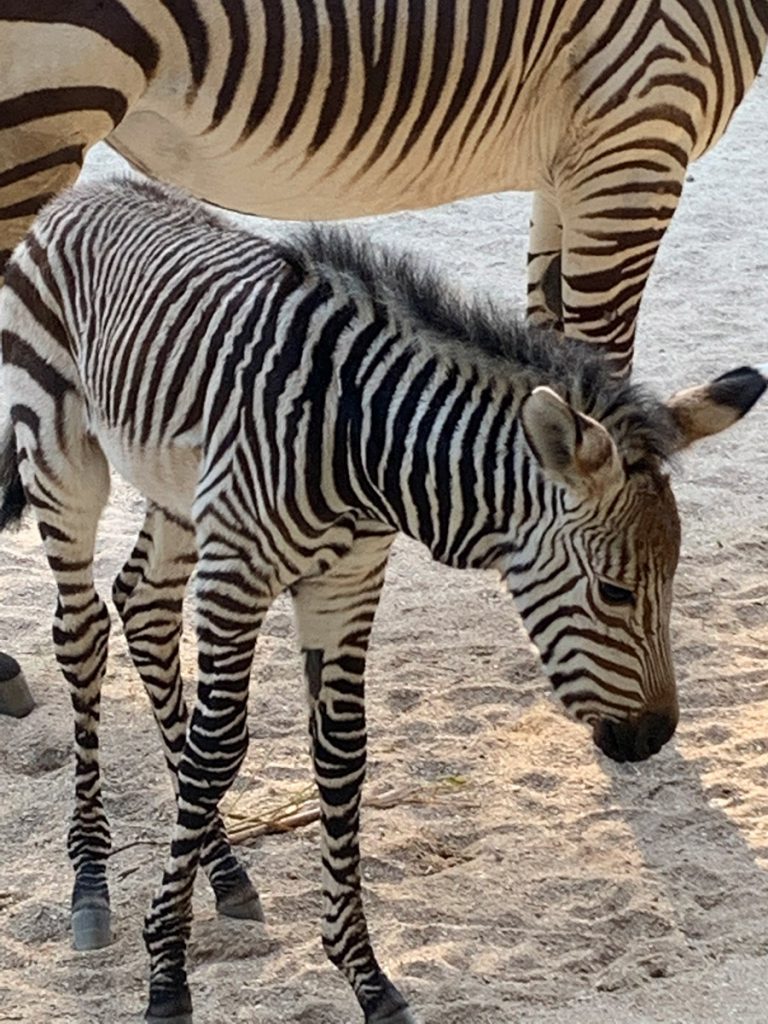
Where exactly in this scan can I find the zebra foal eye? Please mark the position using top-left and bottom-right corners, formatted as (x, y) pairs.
(598, 580), (635, 606)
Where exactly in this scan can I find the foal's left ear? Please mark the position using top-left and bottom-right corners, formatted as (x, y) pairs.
(520, 385), (624, 499)
(665, 366), (768, 451)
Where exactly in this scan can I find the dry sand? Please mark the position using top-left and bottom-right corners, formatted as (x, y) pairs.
(2, 68), (768, 1024)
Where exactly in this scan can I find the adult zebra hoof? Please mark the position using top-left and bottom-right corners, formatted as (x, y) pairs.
(0, 654), (34, 718)
(71, 903), (111, 950)
(145, 1014), (193, 1024)
(214, 866), (265, 922)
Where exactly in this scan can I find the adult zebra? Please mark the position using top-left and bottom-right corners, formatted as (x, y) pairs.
(1, 178), (765, 1023)
(0, 1), (766, 371)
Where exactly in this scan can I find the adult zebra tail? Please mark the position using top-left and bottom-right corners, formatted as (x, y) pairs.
(0, 421), (26, 530)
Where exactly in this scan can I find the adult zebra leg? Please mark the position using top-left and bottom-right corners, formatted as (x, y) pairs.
(112, 506), (263, 922)
(527, 190), (563, 333)
(558, 157), (687, 377)
(18, 427), (113, 949)
(143, 535), (273, 1024)
(292, 526), (415, 1024)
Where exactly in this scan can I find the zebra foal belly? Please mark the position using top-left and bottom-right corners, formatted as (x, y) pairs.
(93, 424), (200, 519)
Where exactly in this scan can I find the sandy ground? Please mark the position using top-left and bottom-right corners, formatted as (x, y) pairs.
(3, 67), (768, 1024)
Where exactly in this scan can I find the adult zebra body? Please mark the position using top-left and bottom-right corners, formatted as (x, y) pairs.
(1, 179), (765, 1023)
(0, 0), (766, 371)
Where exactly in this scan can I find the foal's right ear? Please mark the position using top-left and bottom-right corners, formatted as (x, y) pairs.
(520, 386), (624, 499)
(665, 365), (768, 450)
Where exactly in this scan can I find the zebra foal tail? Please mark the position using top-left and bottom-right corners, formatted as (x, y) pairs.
(0, 420), (26, 530)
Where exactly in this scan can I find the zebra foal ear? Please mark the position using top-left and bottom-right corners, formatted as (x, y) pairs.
(520, 386), (624, 498)
(665, 366), (768, 450)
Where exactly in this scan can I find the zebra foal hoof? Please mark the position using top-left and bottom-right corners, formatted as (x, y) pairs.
(367, 1008), (419, 1024)
(71, 903), (111, 950)
(214, 866), (265, 922)
(145, 988), (193, 1024)
(0, 654), (34, 718)
(217, 890), (264, 921)
(365, 978), (419, 1023)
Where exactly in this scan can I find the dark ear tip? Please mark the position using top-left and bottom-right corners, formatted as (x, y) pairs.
(710, 366), (767, 414)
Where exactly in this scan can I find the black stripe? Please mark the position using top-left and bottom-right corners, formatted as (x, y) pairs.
(430, 0), (489, 158)
(0, 145), (85, 191)
(735, 0), (766, 72)
(241, 0), (285, 137)
(570, 0), (659, 114)
(310, 0), (351, 153)
(712, 0), (745, 110)
(0, 1), (159, 78)
(682, 0), (725, 148)
(2, 330), (73, 397)
(0, 193), (56, 221)
(3, 261), (71, 353)
(275, 0), (320, 146)
(395, 0), (456, 165)
(456, 0), (517, 160)
(209, 0), (250, 130)
(0, 87), (127, 132)
(160, 0), (209, 91)
(381, 357), (438, 533)
(338, 0), (398, 159)
(357, 0), (427, 176)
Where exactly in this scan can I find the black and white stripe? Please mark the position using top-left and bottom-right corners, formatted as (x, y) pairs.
(2, 179), (764, 1022)
(1, 1), (766, 372)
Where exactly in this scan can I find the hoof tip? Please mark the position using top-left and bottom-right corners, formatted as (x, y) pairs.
(217, 894), (265, 922)
(0, 655), (34, 718)
(71, 905), (111, 950)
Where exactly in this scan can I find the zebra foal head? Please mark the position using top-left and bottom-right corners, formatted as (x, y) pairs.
(508, 365), (767, 763)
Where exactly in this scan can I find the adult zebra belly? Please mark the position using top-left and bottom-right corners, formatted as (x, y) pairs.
(106, 108), (534, 220)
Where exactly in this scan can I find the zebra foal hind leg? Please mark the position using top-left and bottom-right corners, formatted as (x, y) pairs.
(112, 505), (263, 922)
(143, 532), (275, 1024)
(15, 420), (114, 949)
(292, 525), (417, 1024)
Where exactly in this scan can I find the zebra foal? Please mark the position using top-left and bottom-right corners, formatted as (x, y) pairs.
(0, 180), (765, 1024)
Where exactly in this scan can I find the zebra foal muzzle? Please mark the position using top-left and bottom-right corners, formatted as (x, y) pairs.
(592, 710), (678, 763)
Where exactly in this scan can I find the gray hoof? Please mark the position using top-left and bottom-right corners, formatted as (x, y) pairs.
(215, 871), (264, 922)
(365, 978), (418, 1024)
(71, 903), (111, 950)
(145, 1015), (192, 1024)
(0, 655), (34, 718)
(217, 891), (264, 921)
(368, 1009), (419, 1024)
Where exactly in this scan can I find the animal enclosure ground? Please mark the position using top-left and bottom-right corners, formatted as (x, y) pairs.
(2, 71), (768, 1024)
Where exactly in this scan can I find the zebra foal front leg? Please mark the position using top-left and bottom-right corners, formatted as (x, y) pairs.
(113, 506), (262, 923)
(143, 535), (274, 1024)
(293, 527), (416, 1024)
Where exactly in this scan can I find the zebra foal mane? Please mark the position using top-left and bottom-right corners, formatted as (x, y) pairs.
(287, 221), (680, 469)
